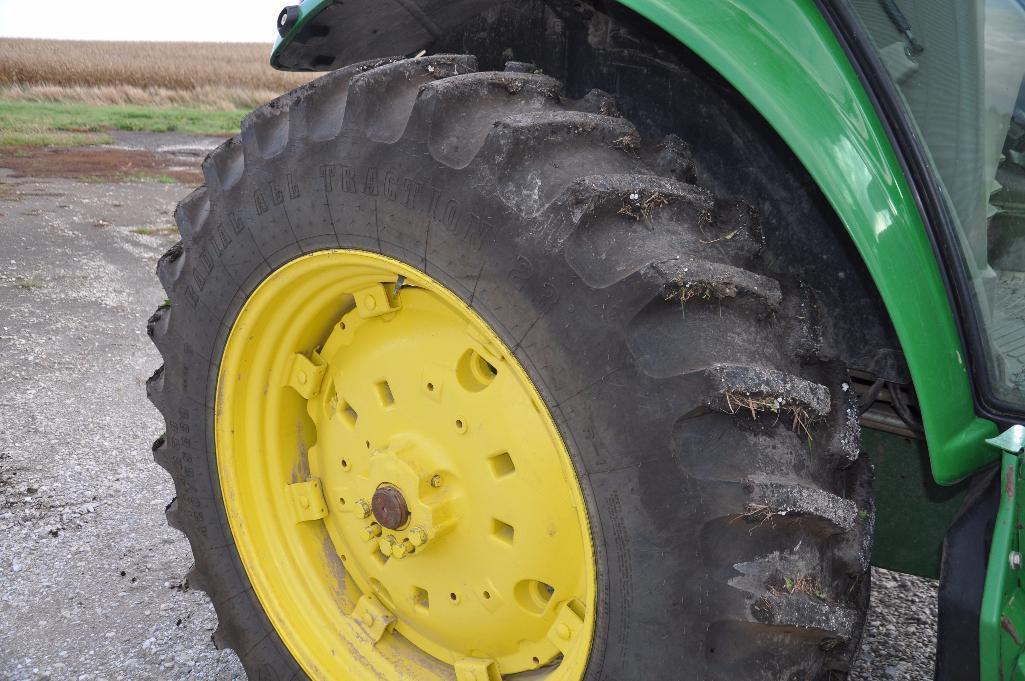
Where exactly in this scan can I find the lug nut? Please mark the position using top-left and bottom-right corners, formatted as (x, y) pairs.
(379, 535), (399, 557)
(392, 539), (415, 559)
(355, 499), (372, 519)
(1011, 551), (1022, 570)
(429, 475), (443, 488)
(362, 522), (382, 541)
(409, 526), (429, 547)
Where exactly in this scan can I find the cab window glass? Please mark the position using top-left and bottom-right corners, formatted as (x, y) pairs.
(848, 0), (1025, 407)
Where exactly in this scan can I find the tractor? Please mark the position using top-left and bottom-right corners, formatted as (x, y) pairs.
(146, 0), (1025, 678)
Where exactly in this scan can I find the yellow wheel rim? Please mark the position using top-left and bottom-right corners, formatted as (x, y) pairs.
(216, 250), (596, 680)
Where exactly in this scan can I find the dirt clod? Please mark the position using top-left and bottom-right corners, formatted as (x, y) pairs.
(724, 390), (814, 439)
(769, 574), (826, 600)
(618, 189), (669, 220)
(663, 279), (738, 304)
(610, 133), (640, 151)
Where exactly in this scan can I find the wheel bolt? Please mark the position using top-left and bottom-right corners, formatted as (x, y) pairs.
(429, 475), (443, 488)
(362, 522), (382, 541)
(392, 539), (415, 559)
(355, 499), (372, 519)
(409, 526), (429, 547)
(379, 535), (399, 557)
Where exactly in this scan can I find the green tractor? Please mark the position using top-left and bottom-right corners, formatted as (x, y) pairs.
(146, 0), (1025, 678)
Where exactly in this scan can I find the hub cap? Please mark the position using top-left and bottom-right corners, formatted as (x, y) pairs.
(372, 485), (410, 531)
(215, 250), (595, 680)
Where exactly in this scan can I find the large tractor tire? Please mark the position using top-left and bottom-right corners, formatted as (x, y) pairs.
(148, 51), (872, 681)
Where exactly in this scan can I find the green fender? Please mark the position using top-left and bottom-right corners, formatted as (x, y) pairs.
(272, 0), (998, 483)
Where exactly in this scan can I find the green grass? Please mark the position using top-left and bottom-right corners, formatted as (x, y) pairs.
(0, 128), (113, 147)
(129, 225), (179, 236)
(78, 173), (180, 184)
(0, 100), (245, 147)
(128, 173), (177, 184)
(14, 274), (45, 290)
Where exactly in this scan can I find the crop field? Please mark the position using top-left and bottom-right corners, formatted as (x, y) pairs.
(0, 38), (315, 110)
(0, 39), (318, 145)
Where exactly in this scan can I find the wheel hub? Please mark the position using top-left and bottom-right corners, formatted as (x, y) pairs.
(215, 251), (595, 680)
(344, 435), (461, 561)
(371, 485), (410, 531)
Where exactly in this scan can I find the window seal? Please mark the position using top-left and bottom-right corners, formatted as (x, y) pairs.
(815, 0), (1025, 427)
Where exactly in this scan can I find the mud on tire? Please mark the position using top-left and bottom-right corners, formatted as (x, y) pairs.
(147, 52), (872, 680)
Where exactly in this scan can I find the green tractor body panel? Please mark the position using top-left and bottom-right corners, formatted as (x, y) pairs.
(272, 0), (998, 485)
(981, 429), (1025, 681)
(866, 429), (970, 578)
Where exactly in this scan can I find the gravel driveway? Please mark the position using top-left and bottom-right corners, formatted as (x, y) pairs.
(0, 133), (938, 680)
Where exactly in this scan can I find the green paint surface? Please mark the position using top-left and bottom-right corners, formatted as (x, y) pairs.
(868, 429), (969, 578)
(980, 452), (1022, 681)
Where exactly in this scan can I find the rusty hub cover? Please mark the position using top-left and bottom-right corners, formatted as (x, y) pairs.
(371, 485), (410, 530)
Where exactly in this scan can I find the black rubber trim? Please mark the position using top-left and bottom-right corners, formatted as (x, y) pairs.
(815, 0), (1024, 428)
(935, 464), (998, 681)
(278, 5), (301, 39)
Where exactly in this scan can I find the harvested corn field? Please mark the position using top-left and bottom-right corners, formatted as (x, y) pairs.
(0, 39), (315, 110)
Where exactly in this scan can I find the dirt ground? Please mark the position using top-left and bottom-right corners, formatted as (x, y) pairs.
(0, 132), (936, 680)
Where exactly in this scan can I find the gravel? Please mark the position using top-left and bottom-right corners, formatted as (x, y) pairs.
(850, 569), (938, 681)
(0, 156), (243, 680)
(0, 134), (937, 680)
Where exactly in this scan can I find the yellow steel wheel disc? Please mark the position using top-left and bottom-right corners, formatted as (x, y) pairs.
(215, 250), (596, 680)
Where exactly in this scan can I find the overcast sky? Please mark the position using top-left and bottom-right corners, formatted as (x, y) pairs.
(0, 0), (286, 42)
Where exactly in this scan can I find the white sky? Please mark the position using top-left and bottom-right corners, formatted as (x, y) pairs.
(0, 0), (286, 42)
